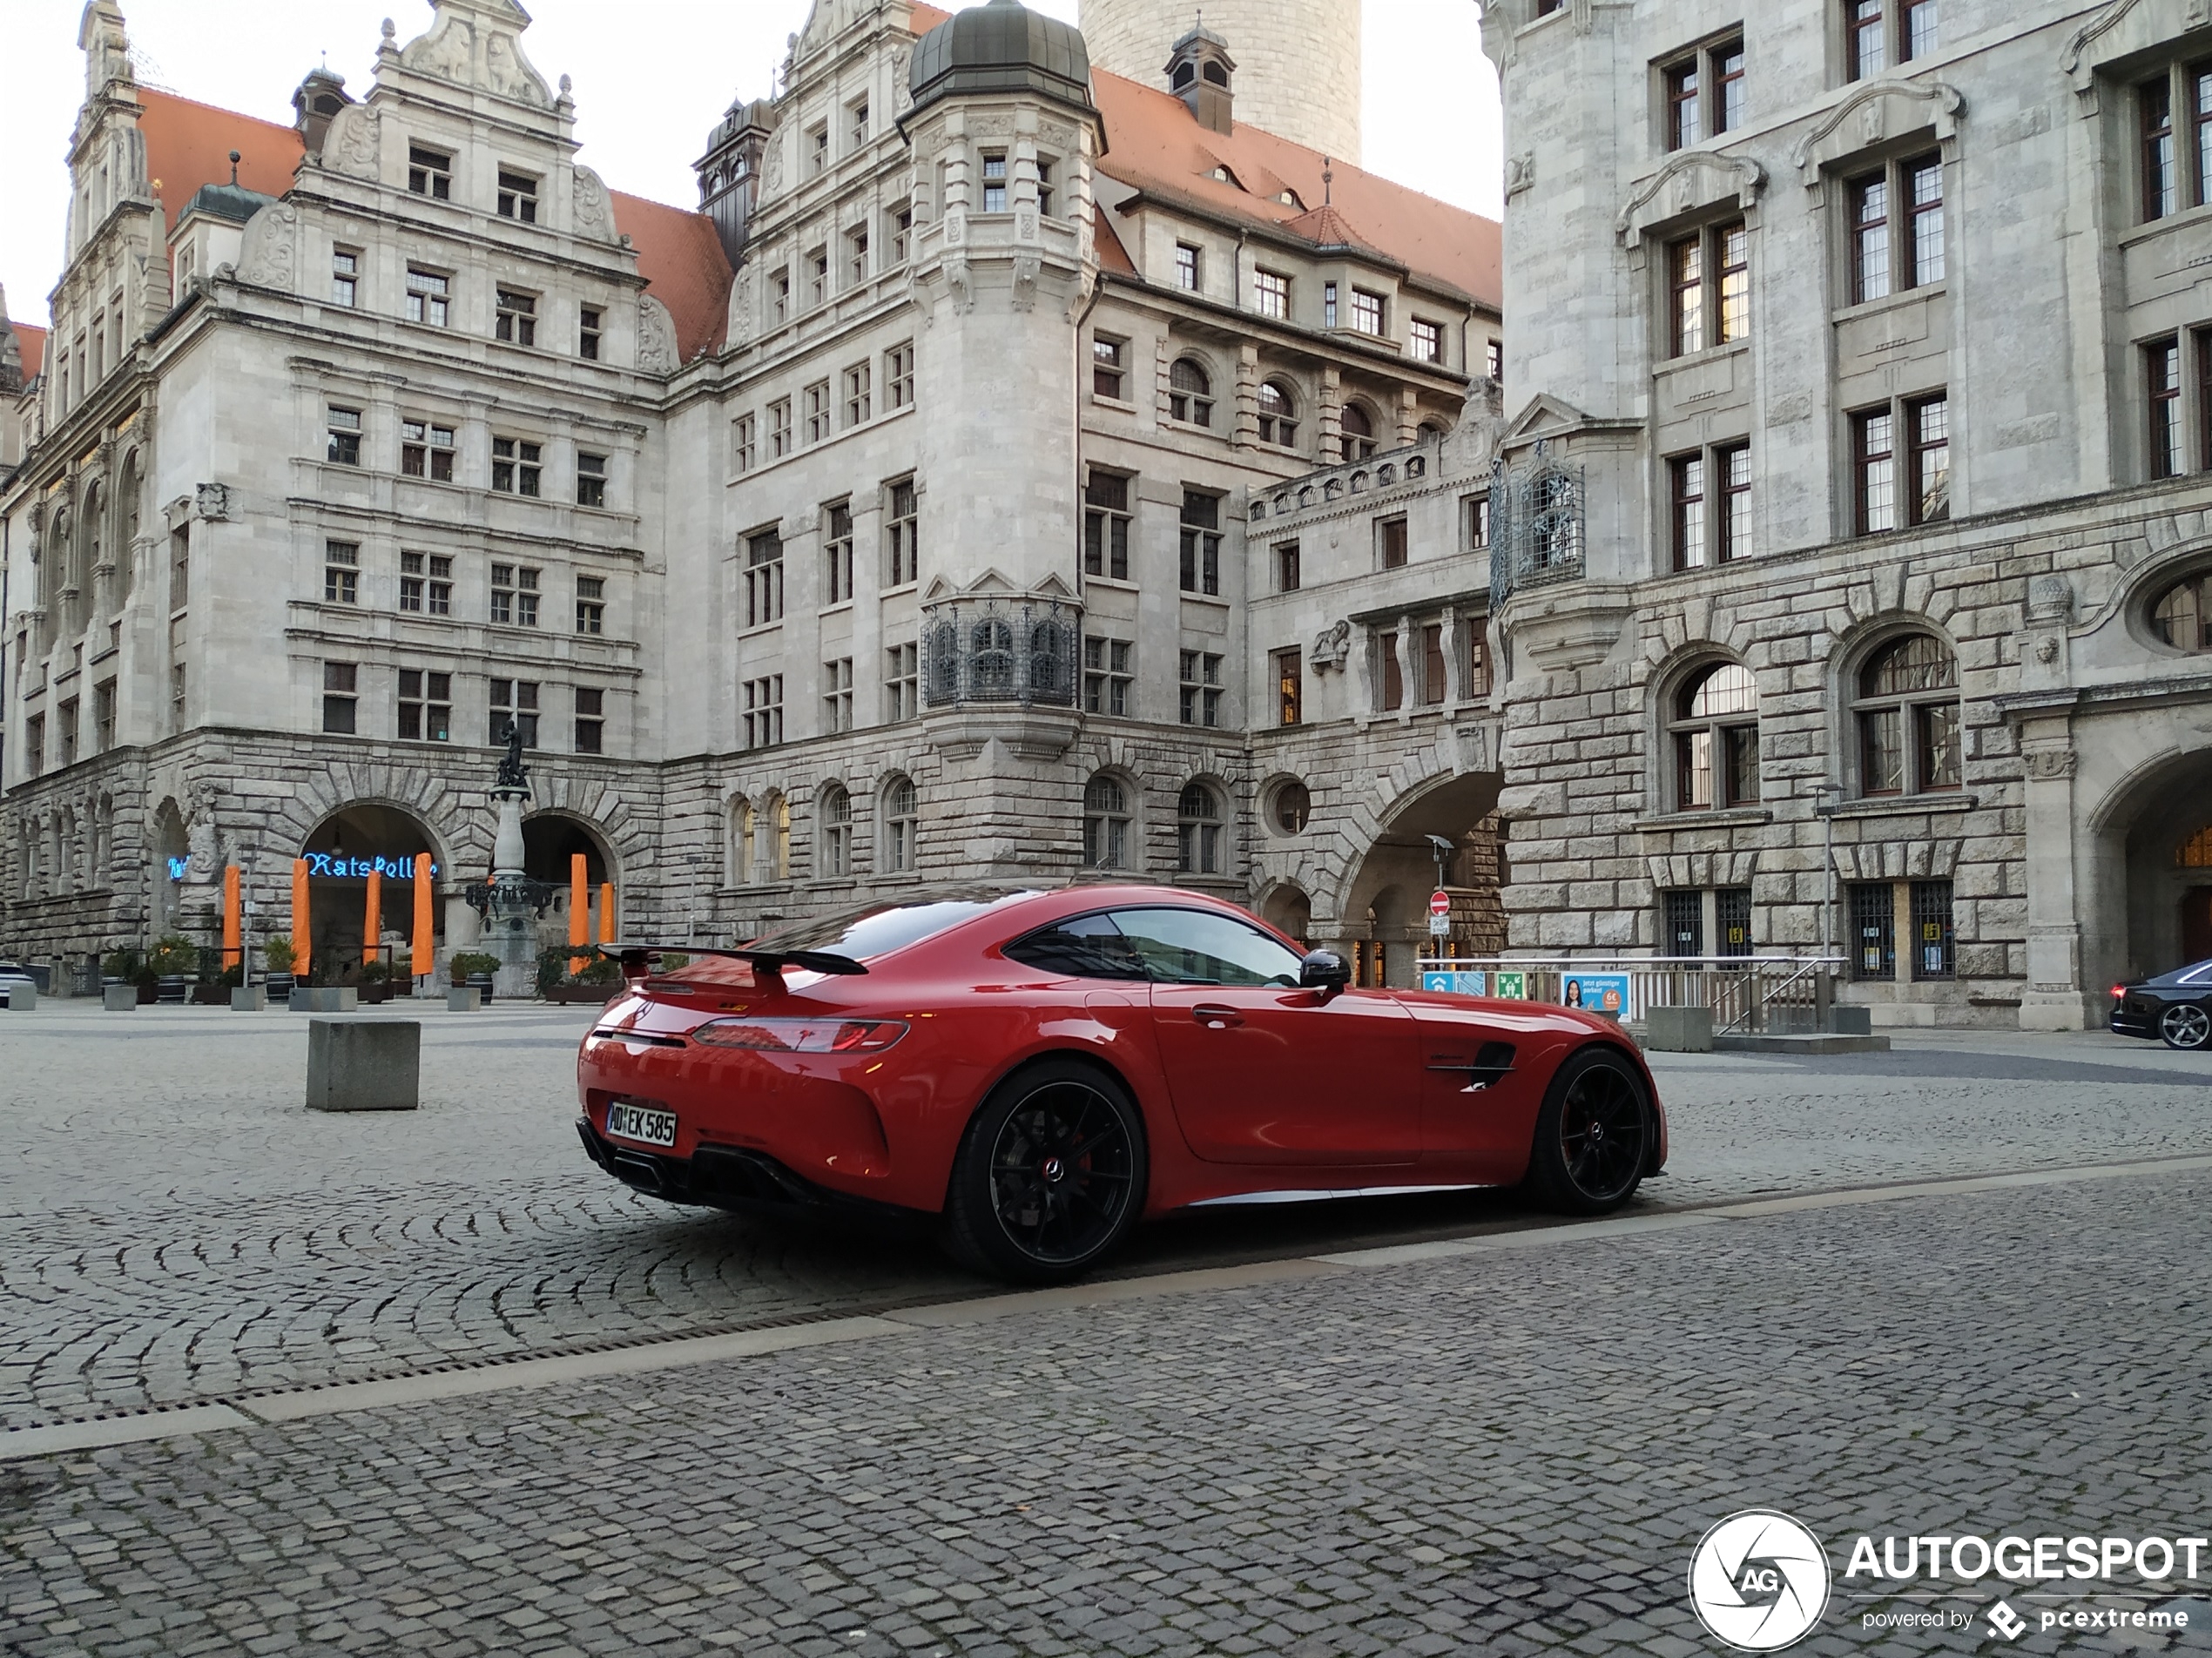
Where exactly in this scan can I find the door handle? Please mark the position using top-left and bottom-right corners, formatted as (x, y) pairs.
(1192, 1004), (1244, 1028)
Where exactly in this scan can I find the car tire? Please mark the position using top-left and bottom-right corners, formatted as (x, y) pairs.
(1524, 1046), (1652, 1216)
(942, 1057), (1149, 1284)
(2159, 1001), (2212, 1051)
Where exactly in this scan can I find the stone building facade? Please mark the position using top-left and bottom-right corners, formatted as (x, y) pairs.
(0, 0), (1502, 987)
(1477, 0), (2212, 1027)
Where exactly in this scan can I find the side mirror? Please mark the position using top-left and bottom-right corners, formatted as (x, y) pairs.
(1298, 948), (1351, 1001)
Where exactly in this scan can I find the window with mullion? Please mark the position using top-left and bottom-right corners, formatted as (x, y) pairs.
(1668, 220), (1747, 357)
(2145, 74), (2180, 221)
(1850, 174), (1892, 303)
(1906, 394), (1949, 524)
(1669, 453), (1708, 571)
(1718, 443), (1751, 563)
(2150, 337), (2185, 479)
(1669, 236), (1705, 355)
(1848, 0), (1886, 80)
(1666, 57), (1702, 152)
(1853, 407), (1898, 535)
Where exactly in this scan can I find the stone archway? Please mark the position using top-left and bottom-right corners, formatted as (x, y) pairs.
(1258, 880), (1312, 947)
(300, 803), (443, 976)
(523, 810), (619, 948)
(150, 797), (189, 934)
(2094, 748), (2212, 981)
(1336, 771), (1506, 987)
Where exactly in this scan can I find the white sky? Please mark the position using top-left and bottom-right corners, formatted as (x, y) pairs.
(0, 0), (1502, 333)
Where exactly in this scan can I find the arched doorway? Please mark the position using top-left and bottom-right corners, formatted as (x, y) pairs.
(1339, 772), (1505, 986)
(151, 798), (189, 934)
(1261, 882), (1312, 947)
(300, 804), (442, 975)
(523, 812), (617, 947)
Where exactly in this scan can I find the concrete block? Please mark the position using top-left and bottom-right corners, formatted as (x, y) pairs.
(446, 987), (482, 1013)
(7, 985), (37, 1011)
(1828, 1004), (1873, 1035)
(103, 984), (137, 1013)
(1644, 1005), (1714, 1053)
(290, 987), (359, 1013)
(231, 986), (268, 1012)
(305, 1020), (421, 1113)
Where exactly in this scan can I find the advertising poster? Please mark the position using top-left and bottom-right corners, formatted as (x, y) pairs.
(1561, 972), (1629, 1019)
(1420, 970), (1487, 995)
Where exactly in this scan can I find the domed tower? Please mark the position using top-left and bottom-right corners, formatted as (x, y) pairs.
(1079, 0), (1361, 162)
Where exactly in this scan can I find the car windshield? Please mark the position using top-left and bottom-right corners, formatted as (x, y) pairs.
(749, 886), (1046, 963)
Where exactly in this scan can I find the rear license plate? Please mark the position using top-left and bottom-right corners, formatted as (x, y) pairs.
(605, 1101), (677, 1148)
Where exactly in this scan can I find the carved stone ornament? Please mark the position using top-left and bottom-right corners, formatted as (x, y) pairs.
(324, 101), (381, 176)
(2063, 0), (2212, 97)
(192, 482), (232, 522)
(571, 165), (614, 239)
(1792, 80), (1965, 177)
(238, 202), (298, 290)
(2034, 636), (2061, 664)
(1615, 152), (1765, 246)
(397, 5), (551, 105)
(1011, 247), (1041, 313)
(1311, 619), (1352, 672)
(763, 134), (785, 197)
(184, 779), (223, 882)
(2023, 748), (2079, 780)
(728, 271), (756, 347)
(636, 293), (677, 372)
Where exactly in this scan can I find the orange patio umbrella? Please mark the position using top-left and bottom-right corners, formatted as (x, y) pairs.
(291, 859), (312, 977)
(569, 853), (589, 975)
(363, 867), (381, 969)
(222, 866), (242, 971)
(412, 853), (435, 982)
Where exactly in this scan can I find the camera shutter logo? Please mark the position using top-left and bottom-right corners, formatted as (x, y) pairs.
(1688, 1510), (1831, 1651)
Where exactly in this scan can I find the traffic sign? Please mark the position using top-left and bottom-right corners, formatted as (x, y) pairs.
(1429, 889), (1451, 917)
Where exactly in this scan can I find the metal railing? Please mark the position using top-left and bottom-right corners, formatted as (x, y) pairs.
(920, 596), (1080, 709)
(1487, 440), (1587, 611)
(1414, 955), (1846, 1034)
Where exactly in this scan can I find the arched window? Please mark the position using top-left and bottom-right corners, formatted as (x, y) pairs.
(757, 791), (791, 880)
(1339, 401), (1377, 461)
(1169, 358), (1213, 427)
(1177, 783), (1223, 874)
(1853, 634), (1960, 796)
(1271, 779), (1312, 835)
(1669, 662), (1760, 810)
(1084, 773), (1131, 868)
(728, 796), (752, 885)
(119, 455), (141, 600)
(1419, 420), (1445, 443)
(881, 774), (918, 873)
(819, 784), (852, 878)
(2153, 570), (2212, 651)
(1258, 380), (1298, 446)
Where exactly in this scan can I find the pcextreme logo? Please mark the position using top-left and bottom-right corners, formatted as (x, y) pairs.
(1688, 1511), (1832, 1652)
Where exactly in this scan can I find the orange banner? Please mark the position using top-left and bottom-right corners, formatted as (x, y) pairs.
(222, 866), (242, 971)
(292, 859), (311, 977)
(412, 853), (435, 981)
(569, 853), (589, 975)
(598, 882), (615, 945)
(363, 868), (381, 968)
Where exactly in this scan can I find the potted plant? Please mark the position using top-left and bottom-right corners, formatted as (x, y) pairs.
(148, 934), (198, 1005)
(360, 959), (393, 1004)
(449, 951), (501, 1003)
(264, 936), (297, 1001)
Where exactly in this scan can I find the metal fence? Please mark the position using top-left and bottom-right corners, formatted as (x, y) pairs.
(920, 596), (1081, 709)
(1414, 955), (1845, 1035)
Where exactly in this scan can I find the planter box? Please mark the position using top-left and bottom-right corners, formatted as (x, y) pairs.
(103, 984), (138, 1013)
(231, 986), (268, 1012)
(545, 983), (621, 1006)
(136, 981), (158, 1005)
(358, 981), (395, 1005)
(446, 987), (482, 1013)
(156, 976), (190, 1006)
(266, 975), (296, 1001)
(190, 983), (230, 1005)
(1644, 1006), (1714, 1053)
(289, 987), (359, 1013)
(6, 985), (37, 1012)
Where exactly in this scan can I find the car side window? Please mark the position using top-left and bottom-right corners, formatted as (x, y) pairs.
(1003, 913), (1150, 981)
(1109, 907), (1304, 987)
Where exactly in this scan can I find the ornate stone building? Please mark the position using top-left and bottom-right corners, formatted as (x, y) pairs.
(0, 0), (1502, 986)
(1476, 0), (2212, 1027)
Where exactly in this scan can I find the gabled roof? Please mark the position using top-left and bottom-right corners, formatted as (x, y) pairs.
(1087, 66), (1499, 310)
(1094, 212), (1136, 276)
(610, 190), (734, 361)
(138, 88), (303, 236)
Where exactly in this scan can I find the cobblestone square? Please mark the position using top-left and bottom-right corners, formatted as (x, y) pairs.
(0, 1006), (2207, 1654)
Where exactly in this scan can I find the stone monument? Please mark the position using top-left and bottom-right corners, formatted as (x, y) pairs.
(465, 728), (555, 1000)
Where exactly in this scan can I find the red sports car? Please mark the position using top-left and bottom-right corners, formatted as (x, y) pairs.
(576, 885), (1667, 1282)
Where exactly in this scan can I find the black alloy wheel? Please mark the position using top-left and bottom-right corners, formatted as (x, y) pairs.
(2160, 1001), (2212, 1051)
(1526, 1047), (1651, 1215)
(944, 1058), (1147, 1284)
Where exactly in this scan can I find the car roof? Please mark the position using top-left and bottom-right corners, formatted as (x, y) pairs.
(2143, 958), (2212, 989)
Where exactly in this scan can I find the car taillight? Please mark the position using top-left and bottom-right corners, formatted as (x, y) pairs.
(2112, 985), (2127, 1000)
(691, 1017), (907, 1054)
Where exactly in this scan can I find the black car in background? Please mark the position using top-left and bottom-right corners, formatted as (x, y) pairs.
(2111, 959), (2212, 1050)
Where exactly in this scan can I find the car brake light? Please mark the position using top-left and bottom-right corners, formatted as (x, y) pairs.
(2112, 985), (2127, 999)
(691, 1017), (907, 1054)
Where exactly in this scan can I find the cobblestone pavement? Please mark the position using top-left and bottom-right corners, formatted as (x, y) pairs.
(1, 1165), (2206, 1656)
(2, 1004), (2208, 1431)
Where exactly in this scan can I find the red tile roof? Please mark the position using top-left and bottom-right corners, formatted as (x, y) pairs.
(138, 88), (303, 234)
(10, 322), (45, 382)
(1094, 212), (1136, 276)
(1088, 68), (1500, 310)
(911, 3), (954, 30)
(610, 190), (733, 361)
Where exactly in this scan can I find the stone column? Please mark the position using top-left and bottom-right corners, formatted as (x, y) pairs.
(2018, 720), (2092, 1031)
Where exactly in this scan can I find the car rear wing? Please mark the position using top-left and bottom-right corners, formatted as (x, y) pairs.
(604, 943), (869, 990)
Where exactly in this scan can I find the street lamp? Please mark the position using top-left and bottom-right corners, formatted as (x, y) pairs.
(1813, 783), (1843, 961)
